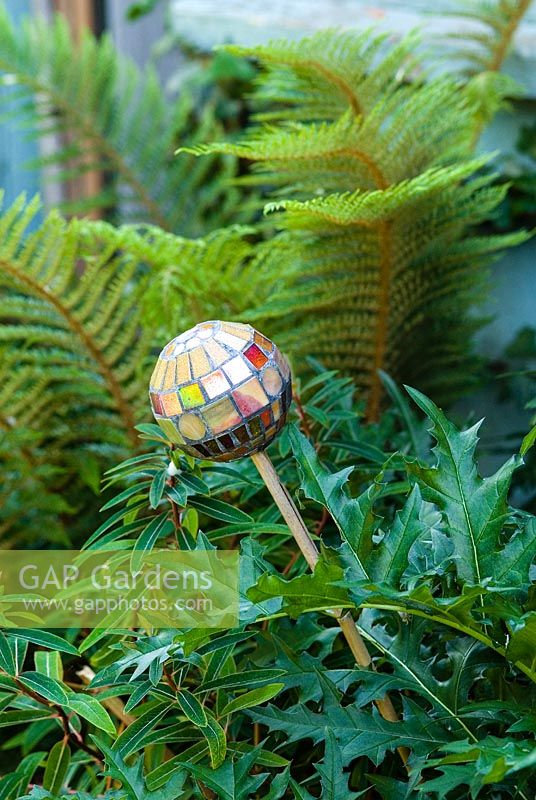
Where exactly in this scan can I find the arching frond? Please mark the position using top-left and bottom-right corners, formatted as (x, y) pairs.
(0, 5), (244, 234)
(188, 29), (530, 419)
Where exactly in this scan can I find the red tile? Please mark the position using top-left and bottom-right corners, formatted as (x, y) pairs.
(244, 343), (268, 369)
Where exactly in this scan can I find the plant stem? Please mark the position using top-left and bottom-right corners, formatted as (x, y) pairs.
(251, 450), (410, 765)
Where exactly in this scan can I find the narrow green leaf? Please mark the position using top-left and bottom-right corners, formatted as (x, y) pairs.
(149, 469), (167, 509)
(220, 683), (284, 716)
(113, 704), (168, 757)
(0, 709), (52, 727)
(177, 689), (208, 727)
(201, 713), (227, 769)
(188, 496), (253, 524)
(9, 630), (78, 656)
(0, 632), (16, 675)
(521, 423), (536, 456)
(43, 739), (71, 794)
(34, 651), (63, 682)
(198, 668), (285, 694)
(67, 693), (116, 735)
(18, 672), (68, 705)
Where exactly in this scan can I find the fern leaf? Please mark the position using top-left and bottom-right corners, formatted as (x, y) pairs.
(0, 4), (241, 234)
(191, 28), (530, 413)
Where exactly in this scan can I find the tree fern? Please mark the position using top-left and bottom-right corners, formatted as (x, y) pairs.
(187, 28), (529, 418)
(0, 3), (244, 234)
(0, 194), (269, 542)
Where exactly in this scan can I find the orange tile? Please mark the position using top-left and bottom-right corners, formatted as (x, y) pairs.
(162, 392), (182, 416)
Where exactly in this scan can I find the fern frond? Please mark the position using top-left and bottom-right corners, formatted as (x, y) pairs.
(0, 194), (149, 451)
(0, 4), (242, 234)
(222, 29), (421, 123)
(191, 29), (530, 418)
(443, 0), (533, 74)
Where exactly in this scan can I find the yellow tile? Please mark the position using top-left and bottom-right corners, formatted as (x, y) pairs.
(221, 322), (251, 340)
(162, 360), (177, 391)
(176, 353), (191, 384)
(190, 346), (211, 379)
(150, 358), (167, 391)
(179, 413), (206, 440)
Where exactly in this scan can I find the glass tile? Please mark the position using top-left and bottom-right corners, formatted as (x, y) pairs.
(190, 346), (211, 378)
(272, 399), (281, 421)
(203, 397), (241, 434)
(265, 425), (276, 440)
(248, 417), (262, 438)
(216, 331), (248, 350)
(179, 412), (206, 440)
(198, 325), (214, 339)
(194, 443), (211, 458)
(186, 336), (201, 350)
(173, 342), (185, 355)
(233, 424), (249, 443)
(261, 366), (282, 397)
(218, 433), (235, 450)
(204, 339), (229, 368)
(232, 377), (269, 416)
(276, 350), (291, 379)
(150, 392), (164, 415)
(254, 331), (273, 353)
(202, 369), (231, 399)
(162, 392), (181, 416)
(150, 359), (166, 390)
(176, 353), (191, 384)
(162, 360), (176, 391)
(261, 408), (272, 428)
(204, 439), (222, 456)
(244, 343), (268, 369)
(179, 383), (205, 409)
(222, 355), (251, 385)
(222, 322), (251, 340)
(164, 342), (175, 356)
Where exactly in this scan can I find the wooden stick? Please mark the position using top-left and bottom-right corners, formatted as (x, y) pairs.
(251, 450), (409, 764)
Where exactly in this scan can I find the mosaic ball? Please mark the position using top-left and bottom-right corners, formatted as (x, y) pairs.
(149, 321), (292, 462)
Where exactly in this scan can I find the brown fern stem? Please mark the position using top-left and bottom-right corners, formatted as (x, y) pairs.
(471, 0), (532, 147)
(0, 258), (138, 446)
(299, 60), (363, 115)
(489, 0), (532, 72)
(272, 146), (387, 191)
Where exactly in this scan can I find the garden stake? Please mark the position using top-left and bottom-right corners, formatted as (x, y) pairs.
(149, 320), (409, 766)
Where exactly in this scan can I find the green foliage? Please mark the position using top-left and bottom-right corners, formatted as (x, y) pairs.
(1, 376), (535, 798)
(0, 3), (249, 234)
(0, 192), (263, 543)
(187, 27), (529, 415)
